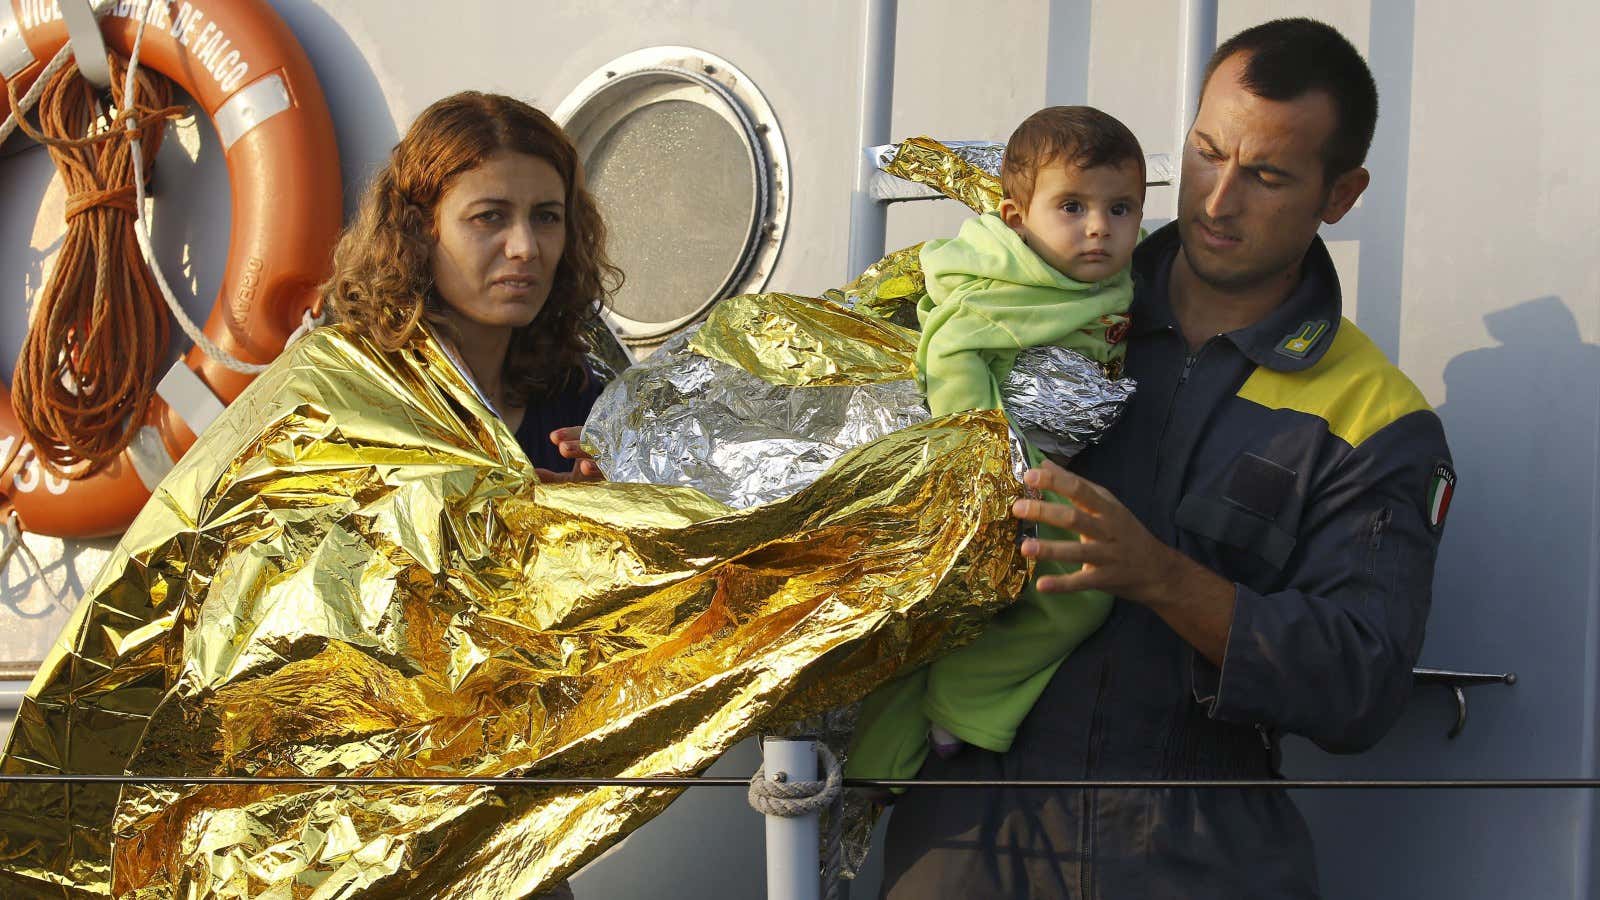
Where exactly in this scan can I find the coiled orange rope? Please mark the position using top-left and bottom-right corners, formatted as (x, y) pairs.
(6, 53), (183, 478)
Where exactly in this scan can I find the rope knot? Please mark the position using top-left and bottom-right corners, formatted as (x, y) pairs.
(747, 741), (841, 819)
(65, 186), (137, 220)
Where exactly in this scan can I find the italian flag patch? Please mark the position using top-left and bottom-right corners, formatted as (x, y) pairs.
(1427, 462), (1456, 531)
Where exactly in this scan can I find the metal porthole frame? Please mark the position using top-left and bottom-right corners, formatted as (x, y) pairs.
(554, 46), (790, 348)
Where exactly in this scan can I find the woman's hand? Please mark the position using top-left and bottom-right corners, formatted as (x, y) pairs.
(534, 426), (605, 483)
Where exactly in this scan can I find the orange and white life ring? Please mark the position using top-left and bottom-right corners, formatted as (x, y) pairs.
(0, 0), (341, 538)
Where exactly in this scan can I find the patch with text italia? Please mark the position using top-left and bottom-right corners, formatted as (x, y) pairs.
(1426, 461), (1456, 531)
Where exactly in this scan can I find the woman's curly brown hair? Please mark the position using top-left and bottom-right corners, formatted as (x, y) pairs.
(322, 91), (622, 406)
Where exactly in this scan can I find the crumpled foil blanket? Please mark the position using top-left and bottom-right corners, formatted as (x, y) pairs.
(1003, 346), (1137, 461)
(0, 326), (1025, 898)
(877, 137), (1006, 213)
(584, 293), (931, 509)
(584, 293), (1131, 511)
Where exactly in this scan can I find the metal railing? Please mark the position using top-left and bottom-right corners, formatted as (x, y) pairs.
(0, 775), (1585, 790)
(0, 664), (1522, 900)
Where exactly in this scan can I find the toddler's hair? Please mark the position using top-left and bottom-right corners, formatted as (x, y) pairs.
(1001, 106), (1145, 208)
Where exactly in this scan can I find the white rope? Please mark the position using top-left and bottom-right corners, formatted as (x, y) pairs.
(0, 510), (46, 588)
(0, 44), (75, 147)
(284, 307), (326, 347)
(0, 0), (115, 144)
(0, 505), (74, 614)
(0, 512), (25, 575)
(748, 740), (841, 817)
(119, 4), (266, 374)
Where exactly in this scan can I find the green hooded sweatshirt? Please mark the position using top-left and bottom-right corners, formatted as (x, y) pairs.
(847, 212), (1130, 782)
(916, 211), (1130, 417)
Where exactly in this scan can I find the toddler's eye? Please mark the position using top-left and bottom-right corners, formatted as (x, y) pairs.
(1061, 200), (1083, 214)
(1111, 202), (1131, 216)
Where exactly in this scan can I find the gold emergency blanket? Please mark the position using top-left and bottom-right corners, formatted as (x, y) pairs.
(840, 136), (1001, 324)
(830, 243), (926, 325)
(881, 135), (1004, 215)
(689, 291), (919, 386)
(0, 323), (1026, 898)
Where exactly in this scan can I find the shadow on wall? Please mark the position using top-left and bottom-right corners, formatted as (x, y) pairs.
(1289, 294), (1600, 900)
(267, 0), (401, 216)
(146, 107), (229, 370)
(1429, 295), (1599, 722)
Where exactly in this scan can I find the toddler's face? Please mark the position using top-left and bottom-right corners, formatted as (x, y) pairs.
(1002, 160), (1144, 283)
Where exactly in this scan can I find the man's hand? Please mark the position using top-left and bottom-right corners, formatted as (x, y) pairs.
(533, 426), (605, 483)
(1012, 460), (1235, 665)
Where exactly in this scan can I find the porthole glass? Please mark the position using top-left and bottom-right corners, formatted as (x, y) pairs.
(556, 48), (789, 353)
(587, 99), (757, 325)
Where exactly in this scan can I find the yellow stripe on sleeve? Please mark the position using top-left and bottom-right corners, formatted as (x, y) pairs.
(1236, 318), (1431, 448)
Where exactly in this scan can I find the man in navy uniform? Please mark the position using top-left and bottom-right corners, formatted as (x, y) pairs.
(879, 18), (1454, 899)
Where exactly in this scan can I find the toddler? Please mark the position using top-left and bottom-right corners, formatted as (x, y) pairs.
(849, 106), (1145, 781)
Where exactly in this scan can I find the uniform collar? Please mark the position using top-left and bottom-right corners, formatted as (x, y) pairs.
(1130, 222), (1344, 372)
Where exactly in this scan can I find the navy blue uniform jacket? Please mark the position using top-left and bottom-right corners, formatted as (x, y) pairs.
(880, 224), (1454, 899)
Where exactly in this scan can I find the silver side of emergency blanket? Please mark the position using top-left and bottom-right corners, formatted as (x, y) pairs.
(1003, 347), (1137, 462)
(583, 328), (931, 509)
(584, 330), (1133, 509)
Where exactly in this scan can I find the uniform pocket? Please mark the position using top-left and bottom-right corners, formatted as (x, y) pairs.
(1174, 494), (1298, 571)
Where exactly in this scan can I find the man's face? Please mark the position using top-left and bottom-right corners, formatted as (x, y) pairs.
(1001, 160), (1145, 284)
(1177, 52), (1367, 291)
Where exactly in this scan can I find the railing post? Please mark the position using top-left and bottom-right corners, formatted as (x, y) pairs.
(846, 0), (898, 279)
(762, 736), (821, 900)
(1175, 0), (1218, 152)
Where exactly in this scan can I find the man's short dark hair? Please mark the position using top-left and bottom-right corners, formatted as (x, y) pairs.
(1204, 18), (1378, 181)
(1002, 106), (1146, 209)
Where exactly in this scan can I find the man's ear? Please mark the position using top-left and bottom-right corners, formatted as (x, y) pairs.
(999, 197), (1027, 232)
(1320, 166), (1369, 225)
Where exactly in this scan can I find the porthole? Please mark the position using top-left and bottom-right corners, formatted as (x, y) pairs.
(555, 47), (789, 353)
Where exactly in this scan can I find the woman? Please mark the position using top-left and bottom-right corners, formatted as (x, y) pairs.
(320, 90), (615, 900)
(323, 91), (615, 479)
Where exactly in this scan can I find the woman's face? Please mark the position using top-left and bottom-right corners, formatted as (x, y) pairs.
(430, 151), (567, 336)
